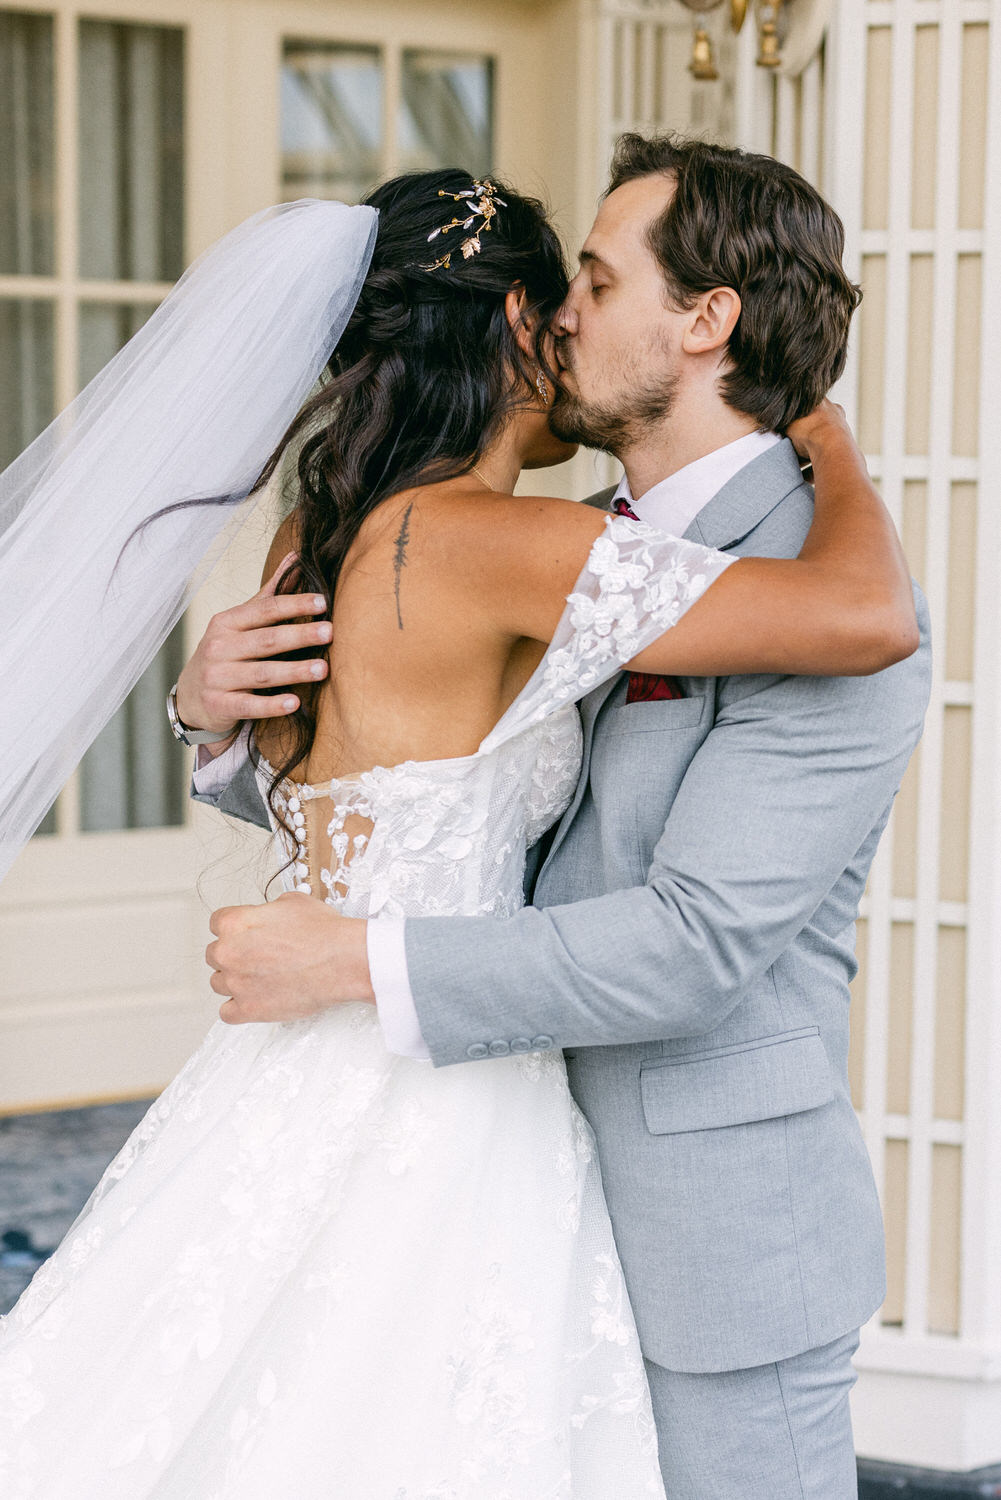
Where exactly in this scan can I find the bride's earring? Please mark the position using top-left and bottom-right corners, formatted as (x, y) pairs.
(535, 368), (550, 407)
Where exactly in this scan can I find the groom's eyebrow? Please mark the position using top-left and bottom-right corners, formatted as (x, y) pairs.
(578, 248), (617, 278)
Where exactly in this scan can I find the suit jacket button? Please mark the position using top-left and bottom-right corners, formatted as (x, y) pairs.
(488, 1040), (511, 1057)
(531, 1035), (554, 1050)
(466, 1043), (489, 1060)
(509, 1037), (532, 1053)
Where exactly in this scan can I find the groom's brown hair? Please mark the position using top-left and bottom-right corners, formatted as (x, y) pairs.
(607, 133), (862, 432)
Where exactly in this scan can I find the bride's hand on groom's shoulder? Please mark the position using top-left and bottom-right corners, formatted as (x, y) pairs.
(786, 398), (857, 463)
(206, 894), (375, 1024)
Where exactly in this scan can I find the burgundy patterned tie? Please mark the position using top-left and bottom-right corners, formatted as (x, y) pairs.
(613, 497), (684, 703)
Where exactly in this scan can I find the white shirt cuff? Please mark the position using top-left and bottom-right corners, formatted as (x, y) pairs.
(368, 918), (431, 1060)
(191, 722), (252, 796)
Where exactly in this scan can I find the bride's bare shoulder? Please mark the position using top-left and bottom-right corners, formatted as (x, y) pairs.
(384, 485), (607, 566)
(257, 484), (616, 653)
(259, 486), (608, 609)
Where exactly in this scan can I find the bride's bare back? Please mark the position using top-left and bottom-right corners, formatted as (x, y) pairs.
(253, 479), (552, 787)
(253, 477), (577, 900)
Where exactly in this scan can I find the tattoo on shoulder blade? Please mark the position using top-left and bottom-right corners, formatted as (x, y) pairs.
(393, 501), (414, 630)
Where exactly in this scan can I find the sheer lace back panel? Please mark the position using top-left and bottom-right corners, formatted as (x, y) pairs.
(268, 779), (375, 903)
(257, 515), (736, 922)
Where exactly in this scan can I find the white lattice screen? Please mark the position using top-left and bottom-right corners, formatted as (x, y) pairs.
(829, 0), (997, 1362)
(595, 0), (1001, 1467)
(826, 0), (1001, 1468)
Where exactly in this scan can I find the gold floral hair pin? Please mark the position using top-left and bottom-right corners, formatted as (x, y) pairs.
(421, 179), (508, 272)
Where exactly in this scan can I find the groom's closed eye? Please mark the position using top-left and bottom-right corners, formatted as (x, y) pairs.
(578, 248), (617, 287)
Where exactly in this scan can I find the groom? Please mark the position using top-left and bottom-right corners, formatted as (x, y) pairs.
(185, 135), (931, 1497)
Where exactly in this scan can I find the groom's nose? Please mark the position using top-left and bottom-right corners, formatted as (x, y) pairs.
(553, 293), (578, 338)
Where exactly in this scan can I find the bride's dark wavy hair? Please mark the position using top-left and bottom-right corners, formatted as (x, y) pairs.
(132, 169), (569, 869)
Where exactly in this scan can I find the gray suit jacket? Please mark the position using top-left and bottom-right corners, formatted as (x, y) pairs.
(405, 440), (932, 1372)
(191, 440), (932, 1375)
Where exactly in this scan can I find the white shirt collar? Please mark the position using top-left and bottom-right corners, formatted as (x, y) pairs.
(612, 430), (782, 536)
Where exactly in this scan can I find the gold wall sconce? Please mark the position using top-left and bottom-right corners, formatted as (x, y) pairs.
(679, 0), (833, 81)
(678, 0), (786, 80)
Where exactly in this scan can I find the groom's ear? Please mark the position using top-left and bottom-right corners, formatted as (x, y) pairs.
(680, 285), (742, 358)
(504, 285), (536, 359)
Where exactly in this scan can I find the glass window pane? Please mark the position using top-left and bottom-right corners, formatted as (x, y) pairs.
(0, 297), (54, 470)
(78, 20), (184, 281)
(282, 42), (383, 203)
(35, 804), (57, 835)
(79, 619), (187, 832)
(78, 300), (158, 389)
(0, 11), (55, 275)
(399, 50), (493, 177)
(77, 298), (185, 833)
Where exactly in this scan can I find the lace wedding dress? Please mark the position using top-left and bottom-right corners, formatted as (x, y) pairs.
(0, 515), (733, 1500)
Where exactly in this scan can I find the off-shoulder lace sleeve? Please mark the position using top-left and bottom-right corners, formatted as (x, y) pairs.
(479, 513), (736, 754)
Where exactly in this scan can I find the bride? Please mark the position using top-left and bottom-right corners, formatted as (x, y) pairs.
(0, 169), (916, 1499)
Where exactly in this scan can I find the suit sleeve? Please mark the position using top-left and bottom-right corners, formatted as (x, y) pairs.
(188, 722), (271, 830)
(405, 593), (932, 1065)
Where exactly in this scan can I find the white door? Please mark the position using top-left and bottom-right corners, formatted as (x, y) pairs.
(0, 0), (563, 1111)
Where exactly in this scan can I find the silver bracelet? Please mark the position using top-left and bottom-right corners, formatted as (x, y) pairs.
(166, 682), (240, 747)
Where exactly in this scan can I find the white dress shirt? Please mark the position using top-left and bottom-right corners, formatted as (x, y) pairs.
(192, 720), (252, 796)
(192, 429), (781, 1059)
(610, 429), (780, 534)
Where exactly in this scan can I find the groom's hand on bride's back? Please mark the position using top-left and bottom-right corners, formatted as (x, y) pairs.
(174, 550), (333, 753)
(207, 895), (374, 1024)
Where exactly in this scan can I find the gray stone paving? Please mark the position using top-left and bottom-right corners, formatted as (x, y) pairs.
(0, 1098), (155, 1314)
(858, 1460), (1001, 1497)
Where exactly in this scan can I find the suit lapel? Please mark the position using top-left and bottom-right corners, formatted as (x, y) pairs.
(536, 439), (808, 880)
(681, 437), (805, 549)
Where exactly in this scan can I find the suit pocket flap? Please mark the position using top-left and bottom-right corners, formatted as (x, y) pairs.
(640, 1028), (835, 1135)
(607, 694), (706, 735)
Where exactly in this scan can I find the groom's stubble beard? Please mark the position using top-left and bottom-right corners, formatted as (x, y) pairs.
(549, 336), (680, 456)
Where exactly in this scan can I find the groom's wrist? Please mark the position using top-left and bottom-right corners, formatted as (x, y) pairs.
(332, 917), (376, 1003)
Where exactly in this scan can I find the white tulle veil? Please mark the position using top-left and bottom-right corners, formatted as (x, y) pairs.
(0, 198), (379, 882)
